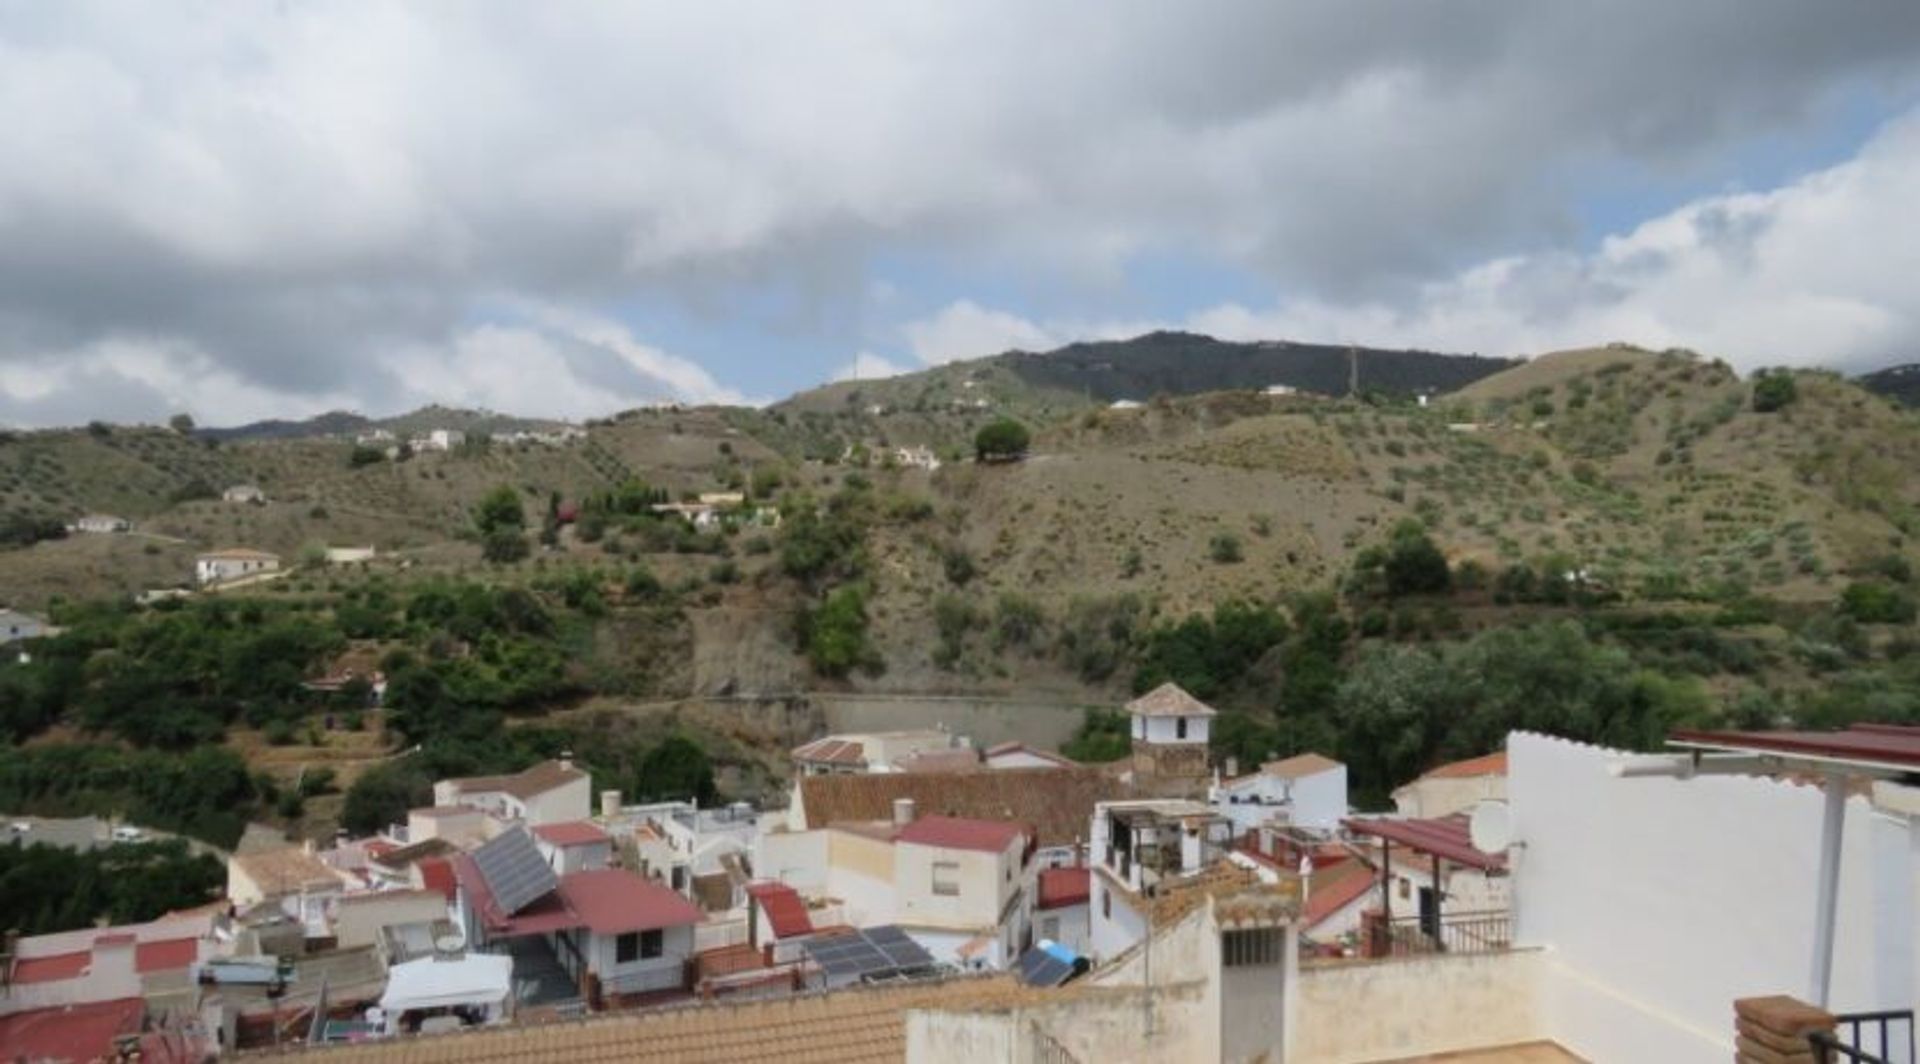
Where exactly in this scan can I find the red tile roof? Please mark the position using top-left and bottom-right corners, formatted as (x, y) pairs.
(1343, 813), (1507, 872)
(1037, 867), (1091, 911)
(10, 951), (88, 984)
(894, 815), (1029, 855)
(363, 839), (399, 858)
(891, 749), (981, 774)
(533, 821), (611, 847)
(1304, 861), (1377, 928)
(1125, 682), (1218, 718)
(417, 856), (456, 902)
(745, 881), (814, 939)
(136, 938), (199, 973)
(1670, 723), (1920, 771)
(444, 759), (587, 801)
(0, 997), (143, 1063)
(793, 737), (867, 765)
(8, 937), (199, 985)
(1419, 751), (1508, 780)
(558, 869), (704, 936)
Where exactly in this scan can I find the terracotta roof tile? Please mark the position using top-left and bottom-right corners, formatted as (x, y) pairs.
(798, 767), (1123, 848)
(241, 975), (1088, 1063)
(792, 738), (867, 766)
(1263, 753), (1343, 779)
(1125, 682), (1218, 717)
(533, 821), (611, 847)
(444, 760), (587, 801)
(1418, 751), (1508, 780)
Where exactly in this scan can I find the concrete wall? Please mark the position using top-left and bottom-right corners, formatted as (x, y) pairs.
(1289, 950), (1545, 1063)
(1133, 714), (1210, 745)
(754, 828), (827, 891)
(1509, 731), (1917, 1063)
(525, 776), (592, 825)
(1089, 871), (1149, 962)
(1393, 773), (1505, 818)
(334, 891), (448, 950)
(894, 840), (1013, 932)
(826, 829), (897, 926)
(816, 695), (1085, 751)
(1035, 900), (1090, 957)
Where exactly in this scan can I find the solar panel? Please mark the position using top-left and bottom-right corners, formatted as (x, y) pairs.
(472, 826), (557, 916)
(801, 925), (936, 982)
(1016, 947), (1075, 987)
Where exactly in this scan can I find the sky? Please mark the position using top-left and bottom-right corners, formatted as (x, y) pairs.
(2, 4), (1919, 427)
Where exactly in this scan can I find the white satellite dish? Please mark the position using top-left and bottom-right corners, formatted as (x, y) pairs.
(433, 931), (466, 954)
(1468, 800), (1513, 855)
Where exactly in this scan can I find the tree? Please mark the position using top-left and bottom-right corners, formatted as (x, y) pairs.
(169, 413), (195, 435)
(634, 735), (718, 804)
(974, 418), (1031, 462)
(1840, 582), (1918, 624)
(1384, 521), (1451, 597)
(473, 485), (526, 537)
(349, 445), (386, 467)
(341, 760), (433, 835)
(1752, 370), (1798, 413)
(802, 585), (880, 677)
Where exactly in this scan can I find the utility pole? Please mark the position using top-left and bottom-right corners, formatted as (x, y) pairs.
(1347, 343), (1359, 398)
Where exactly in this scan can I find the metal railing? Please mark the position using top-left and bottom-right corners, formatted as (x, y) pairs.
(1372, 910), (1511, 958)
(1809, 1010), (1915, 1064)
(1031, 1023), (1083, 1064)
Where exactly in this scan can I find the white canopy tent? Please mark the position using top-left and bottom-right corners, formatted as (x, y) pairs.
(377, 953), (512, 1026)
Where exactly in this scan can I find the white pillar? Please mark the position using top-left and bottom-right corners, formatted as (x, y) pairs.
(1811, 773), (1847, 1007)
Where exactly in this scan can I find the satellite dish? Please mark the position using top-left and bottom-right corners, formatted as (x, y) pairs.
(1468, 800), (1513, 855)
(433, 931), (466, 954)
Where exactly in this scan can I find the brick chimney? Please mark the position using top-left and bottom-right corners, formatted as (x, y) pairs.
(1733, 995), (1836, 1063)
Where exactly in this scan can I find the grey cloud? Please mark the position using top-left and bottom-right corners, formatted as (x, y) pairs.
(0, 2), (1916, 424)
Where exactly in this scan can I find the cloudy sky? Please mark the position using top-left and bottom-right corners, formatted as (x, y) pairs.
(2, 3), (1919, 427)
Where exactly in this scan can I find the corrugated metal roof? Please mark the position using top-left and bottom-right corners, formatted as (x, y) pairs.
(1670, 723), (1920, 771)
(1036, 867), (1090, 911)
(745, 881), (814, 939)
(1343, 813), (1506, 872)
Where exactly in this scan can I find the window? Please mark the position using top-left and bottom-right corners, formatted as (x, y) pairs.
(1101, 887), (1111, 919)
(617, 929), (664, 964)
(1223, 928), (1285, 967)
(932, 861), (961, 897)
(1175, 717), (1188, 740)
(1040, 917), (1059, 941)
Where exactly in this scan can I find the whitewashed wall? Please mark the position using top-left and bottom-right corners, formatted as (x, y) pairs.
(1509, 731), (1917, 1063)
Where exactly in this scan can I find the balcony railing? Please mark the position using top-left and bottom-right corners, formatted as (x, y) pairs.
(1367, 910), (1511, 959)
(1809, 1010), (1916, 1064)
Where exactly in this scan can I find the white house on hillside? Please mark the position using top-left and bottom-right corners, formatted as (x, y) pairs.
(195, 548), (280, 586)
(433, 758), (591, 827)
(1212, 753), (1348, 835)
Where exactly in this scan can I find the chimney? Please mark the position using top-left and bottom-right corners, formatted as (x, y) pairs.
(559, 750), (575, 772)
(601, 789), (622, 818)
(1224, 756), (1239, 779)
(301, 838), (316, 855)
(893, 798), (916, 827)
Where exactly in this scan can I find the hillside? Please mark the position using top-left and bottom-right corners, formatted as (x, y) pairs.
(196, 404), (576, 443)
(6, 339), (1920, 847)
(1860, 363), (1920, 407)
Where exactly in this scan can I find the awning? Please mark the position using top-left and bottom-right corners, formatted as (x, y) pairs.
(1343, 813), (1505, 872)
(378, 954), (511, 1013)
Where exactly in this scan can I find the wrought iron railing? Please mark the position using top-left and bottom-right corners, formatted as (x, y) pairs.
(1372, 910), (1511, 958)
(1809, 1010), (1915, 1064)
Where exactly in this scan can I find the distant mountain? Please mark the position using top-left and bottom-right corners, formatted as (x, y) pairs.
(197, 404), (572, 443)
(997, 330), (1518, 401)
(195, 410), (372, 442)
(1859, 364), (1920, 407)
